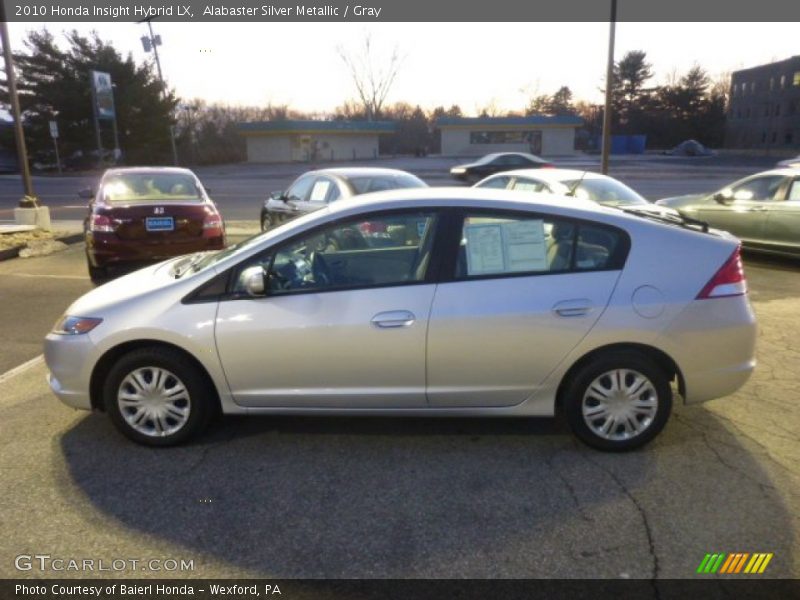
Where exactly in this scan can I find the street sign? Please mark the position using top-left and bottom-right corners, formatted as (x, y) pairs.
(48, 120), (58, 139)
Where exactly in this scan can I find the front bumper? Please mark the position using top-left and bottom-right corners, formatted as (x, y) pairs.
(44, 332), (96, 410)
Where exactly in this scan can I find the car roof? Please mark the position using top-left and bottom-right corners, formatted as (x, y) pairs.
(486, 168), (608, 182)
(103, 166), (198, 177)
(306, 167), (422, 179)
(326, 186), (611, 221)
(749, 168), (800, 177)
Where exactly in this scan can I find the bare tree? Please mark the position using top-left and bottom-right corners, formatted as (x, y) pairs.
(337, 33), (403, 121)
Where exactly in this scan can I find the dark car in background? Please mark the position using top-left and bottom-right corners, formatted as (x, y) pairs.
(83, 167), (225, 282)
(260, 167), (427, 231)
(656, 168), (800, 257)
(449, 152), (554, 183)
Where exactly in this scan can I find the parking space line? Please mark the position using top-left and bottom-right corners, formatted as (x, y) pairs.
(0, 354), (44, 386)
(4, 273), (90, 280)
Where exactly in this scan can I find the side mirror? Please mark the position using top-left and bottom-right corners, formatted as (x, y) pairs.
(78, 187), (95, 200)
(240, 266), (266, 297)
(713, 189), (733, 205)
(270, 190), (286, 202)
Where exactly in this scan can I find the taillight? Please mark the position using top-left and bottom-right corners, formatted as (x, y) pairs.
(541, 164), (555, 169)
(696, 246), (747, 299)
(202, 214), (223, 238)
(89, 214), (115, 232)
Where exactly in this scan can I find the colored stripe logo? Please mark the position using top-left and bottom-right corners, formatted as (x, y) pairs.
(696, 553), (773, 574)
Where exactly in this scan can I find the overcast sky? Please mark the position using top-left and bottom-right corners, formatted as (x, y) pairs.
(8, 22), (799, 115)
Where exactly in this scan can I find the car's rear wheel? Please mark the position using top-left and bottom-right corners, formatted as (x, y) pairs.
(103, 347), (214, 446)
(87, 262), (107, 284)
(563, 351), (672, 451)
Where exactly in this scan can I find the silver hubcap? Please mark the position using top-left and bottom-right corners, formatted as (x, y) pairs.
(582, 369), (658, 441)
(117, 367), (191, 437)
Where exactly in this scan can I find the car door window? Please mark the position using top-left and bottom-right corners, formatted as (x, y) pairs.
(285, 175), (315, 201)
(787, 180), (800, 201)
(308, 178), (332, 202)
(511, 178), (546, 192)
(235, 212), (438, 295)
(476, 176), (511, 189)
(326, 181), (343, 203)
(730, 176), (786, 202)
(454, 212), (626, 278)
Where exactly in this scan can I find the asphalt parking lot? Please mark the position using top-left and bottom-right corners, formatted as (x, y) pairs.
(0, 156), (798, 580)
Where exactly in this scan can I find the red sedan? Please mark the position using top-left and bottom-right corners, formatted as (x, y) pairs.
(82, 167), (225, 282)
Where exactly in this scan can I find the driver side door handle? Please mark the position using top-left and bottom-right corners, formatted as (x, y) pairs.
(371, 311), (416, 329)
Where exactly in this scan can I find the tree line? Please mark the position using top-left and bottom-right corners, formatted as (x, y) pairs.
(0, 29), (729, 168)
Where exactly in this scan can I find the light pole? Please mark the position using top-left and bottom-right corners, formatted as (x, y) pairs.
(139, 19), (179, 165)
(0, 11), (36, 207)
(601, 0), (617, 175)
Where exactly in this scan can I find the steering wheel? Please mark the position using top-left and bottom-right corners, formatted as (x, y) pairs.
(309, 252), (332, 287)
(268, 263), (294, 291)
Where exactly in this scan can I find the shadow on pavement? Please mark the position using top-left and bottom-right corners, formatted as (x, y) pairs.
(56, 406), (796, 578)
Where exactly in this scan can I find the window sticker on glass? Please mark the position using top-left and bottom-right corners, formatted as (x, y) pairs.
(309, 180), (331, 202)
(504, 220), (547, 272)
(464, 219), (547, 276)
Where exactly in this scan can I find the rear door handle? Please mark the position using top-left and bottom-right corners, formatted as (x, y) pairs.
(553, 299), (593, 317)
(371, 310), (416, 328)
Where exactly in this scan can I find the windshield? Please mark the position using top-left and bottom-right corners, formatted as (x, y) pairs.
(102, 172), (202, 203)
(348, 174), (427, 194)
(564, 178), (648, 206)
(180, 208), (326, 276)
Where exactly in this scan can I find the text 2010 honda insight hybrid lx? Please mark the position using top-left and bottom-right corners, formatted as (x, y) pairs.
(45, 188), (756, 451)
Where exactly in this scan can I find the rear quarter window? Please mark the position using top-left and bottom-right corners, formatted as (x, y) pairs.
(454, 211), (629, 279)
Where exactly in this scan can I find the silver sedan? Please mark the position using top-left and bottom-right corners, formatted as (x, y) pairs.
(45, 188), (757, 451)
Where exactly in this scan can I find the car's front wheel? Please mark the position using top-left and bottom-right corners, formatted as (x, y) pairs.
(261, 212), (275, 231)
(563, 351), (672, 451)
(103, 347), (215, 446)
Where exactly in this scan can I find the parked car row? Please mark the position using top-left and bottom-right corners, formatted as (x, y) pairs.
(79, 156), (800, 287)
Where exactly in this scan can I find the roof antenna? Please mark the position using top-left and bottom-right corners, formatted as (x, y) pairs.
(567, 171), (588, 197)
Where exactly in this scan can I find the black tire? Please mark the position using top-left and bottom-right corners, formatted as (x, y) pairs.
(261, 212), (274, 232)
(87, 262), (107, 284)
(103, 347), (215, 447)
(563, 351), (672, 451)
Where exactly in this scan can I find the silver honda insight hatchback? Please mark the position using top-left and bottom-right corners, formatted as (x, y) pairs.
(45, 188), (757, 451)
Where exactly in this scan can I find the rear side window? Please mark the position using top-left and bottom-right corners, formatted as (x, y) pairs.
(477, 176), (511, 189)
(454, 212), (627, 278)
(788, 180), (800, 200)
(511, 178), (547, 193)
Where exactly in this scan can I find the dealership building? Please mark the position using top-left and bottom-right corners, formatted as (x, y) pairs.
(238, 120), (395, 163)
(725, 56), (800, 150)
(437, 116), (583, 157)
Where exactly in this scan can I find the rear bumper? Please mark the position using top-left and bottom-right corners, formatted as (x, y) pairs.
(87, 232), (225, 268)
(656, 295), (757, 404)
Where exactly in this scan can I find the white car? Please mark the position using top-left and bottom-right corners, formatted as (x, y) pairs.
(474, 168), (679, 218)
(44, 188), (756, 451)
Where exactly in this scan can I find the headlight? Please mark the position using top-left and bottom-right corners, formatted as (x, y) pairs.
(52, 316), (103, 335)
(451, 167), (466, 174)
